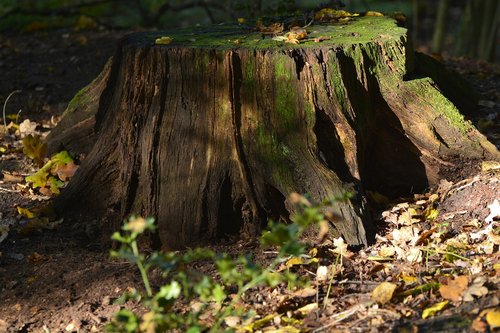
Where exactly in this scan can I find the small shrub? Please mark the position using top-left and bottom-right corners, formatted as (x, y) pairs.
(107, 193), (329, 332)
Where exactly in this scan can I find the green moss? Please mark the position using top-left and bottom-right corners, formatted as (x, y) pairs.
(274, 56), (296, 131)
(256, 125), (294, 191)
(242, 57), (255, 88)
(327, 57), (348, 111)
(304, 102), (315, 129)
(406, 78), (472, 134)
(145, 16), (406, 51)
(64, 86), (90, 116)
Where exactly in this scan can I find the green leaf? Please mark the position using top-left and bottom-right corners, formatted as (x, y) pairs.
(47, 176), (64, 194)
(212, 284), (226, 304)
(157, 281), (181, 300)
(25, 168), (49, 188)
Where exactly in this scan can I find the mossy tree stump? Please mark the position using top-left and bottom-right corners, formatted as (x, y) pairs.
(48, 16), (499, 249)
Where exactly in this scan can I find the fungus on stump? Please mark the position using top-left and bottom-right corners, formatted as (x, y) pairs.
(47, 16), (499, 249)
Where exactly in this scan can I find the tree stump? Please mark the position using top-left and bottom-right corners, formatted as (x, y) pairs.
(47, 16), (499, 249)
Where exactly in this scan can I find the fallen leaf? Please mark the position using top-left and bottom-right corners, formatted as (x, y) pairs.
(288, 27), (307, 40)
(258, 22), (284, 35)
(486, 308), (500, 329)
(314, 8), (359, 21)
(439, 275), (468, 302)
(399, 273), (417, 285)
(463, 277), (488, 302)
(316, 265), (328, 281)
(372, 282), (397, 304)
(422, 300), (448, 319)
(313, 36), (331, 43)
(481, 160), (500, 171)
(22, 134), (47, 166)
(285, 38), (300, 44)
(17, 206), (37, 219)
(292, 287), (316, 298)
(471, 317), (488, 332)
(294, 303), (318, 316)
(155, 36), (173, 45)
(19, 119), (38, 137)
(56, 161), (78, 181)
(365, 11), (384, 17)
(485, 199), (500, 223)
(224, 316), (240, 328)
(2, 171), (23, 183)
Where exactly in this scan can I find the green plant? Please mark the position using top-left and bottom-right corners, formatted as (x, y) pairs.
(107, 193), (328, 333)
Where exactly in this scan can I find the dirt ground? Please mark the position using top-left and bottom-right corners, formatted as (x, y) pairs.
(0, 27), (499, 333)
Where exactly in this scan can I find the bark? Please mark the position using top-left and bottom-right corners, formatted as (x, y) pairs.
(48, 16), (499, 249)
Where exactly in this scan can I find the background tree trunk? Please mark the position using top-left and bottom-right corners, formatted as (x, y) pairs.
(47, 16), (499, 249)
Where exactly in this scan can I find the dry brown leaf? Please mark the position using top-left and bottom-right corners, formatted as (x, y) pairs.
(285, 38), (300, 44)
(439, 275), (468, 302)
(372, 282), (397, 304)
(313, 36), (331, 43)
(288, 27), (307, 40)
(56, 161), (79, 181)
(258, 22), (284, 35)
(292, 287), (317, 298)
(2, 171), (23, 183)
(463, 277), (488, 302)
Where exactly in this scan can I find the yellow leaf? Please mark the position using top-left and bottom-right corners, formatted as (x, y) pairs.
(399, 273), (417, 285)
(314, 8), (359, 21)
(266, 326), (301, 333)
(244, 314), (274, 331)
(486, 308), (500, 329)
(237, 17), (246, 24)
(422, 301), (448, 319)
(294, 303), (318, 316)
(286, 256), (303, 268)
(365, 11), (384, 17)
(17, 206), (36, 219)
(425, 208), (439, 221)
(155, 36), (173, 45)
(371, 282), (397, 304)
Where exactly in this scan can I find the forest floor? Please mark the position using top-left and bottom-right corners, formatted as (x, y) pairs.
(0, 27), (499, 333)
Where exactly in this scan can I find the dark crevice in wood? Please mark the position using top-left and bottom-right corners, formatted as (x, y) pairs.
(360, 50), (429, 197)
(150, 52), (170, 223)
(216, 174), (243, 237)
(230, 51), (266, 225)
(290, 49), (305, 80)
(200, 189), (210, 236)
(336, 51), (368, 128)
(312, 106), (354, 184)
(264, 184), (290, 223)
(315, 50), (332, 99)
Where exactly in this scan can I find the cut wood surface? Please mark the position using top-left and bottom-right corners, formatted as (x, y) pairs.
(48, 16), (499, 249)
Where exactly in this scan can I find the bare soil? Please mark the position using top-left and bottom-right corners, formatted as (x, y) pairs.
(0, 27), (498, 333)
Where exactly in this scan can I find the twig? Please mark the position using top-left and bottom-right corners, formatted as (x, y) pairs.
(0, 187), (21, 193)
(313, 302), (371, 332)
(3, 90), (21, 130)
